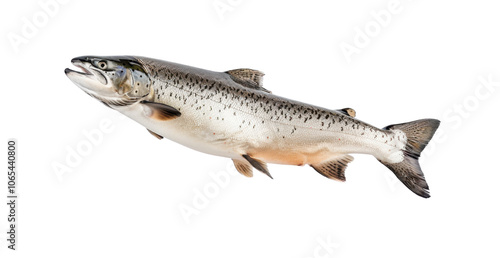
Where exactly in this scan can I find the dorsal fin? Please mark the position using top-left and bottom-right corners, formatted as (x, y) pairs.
(225, 68), (271, 93)
(337, 108), (356, 117)
(310, 155), (354, 182)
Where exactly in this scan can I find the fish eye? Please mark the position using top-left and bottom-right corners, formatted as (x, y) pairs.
(97, 61), (107, 69)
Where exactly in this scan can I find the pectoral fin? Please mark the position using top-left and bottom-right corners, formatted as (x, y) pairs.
(141, 100), (181, 121)
(310, 155), (354, 182)
(232, 159), (253, 177)
(242, 154), (272, 179)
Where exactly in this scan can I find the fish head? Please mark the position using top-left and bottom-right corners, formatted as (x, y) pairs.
(65, 56), (152, 105)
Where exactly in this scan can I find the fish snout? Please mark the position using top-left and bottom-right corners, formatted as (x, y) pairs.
(71, 56), (92, 63)
(66, 56), (111, 94)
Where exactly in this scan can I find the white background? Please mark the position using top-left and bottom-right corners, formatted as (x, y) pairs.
(1, 0), (500, 257)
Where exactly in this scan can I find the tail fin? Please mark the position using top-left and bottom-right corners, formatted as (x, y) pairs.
(379, 119), (440, 198)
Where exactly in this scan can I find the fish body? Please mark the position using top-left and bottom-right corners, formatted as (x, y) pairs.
(65, 56), (440, 198)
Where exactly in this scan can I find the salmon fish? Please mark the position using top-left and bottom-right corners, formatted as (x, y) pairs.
(65, 56), (440, 198)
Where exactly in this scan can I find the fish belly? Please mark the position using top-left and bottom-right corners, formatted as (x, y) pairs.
(116, 99), (401, 166)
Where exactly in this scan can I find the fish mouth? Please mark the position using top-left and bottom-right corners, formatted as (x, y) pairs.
(65, 63), (91, 76)
(65, 57), (108, 85)
(65, 57), (111, 95)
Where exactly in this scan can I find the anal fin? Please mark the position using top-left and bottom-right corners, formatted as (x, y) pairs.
(242, 154), (272, 179)
(232, 159), (253, 177)
(310, 155), (354, 182)
(147, 129), (163, 140)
